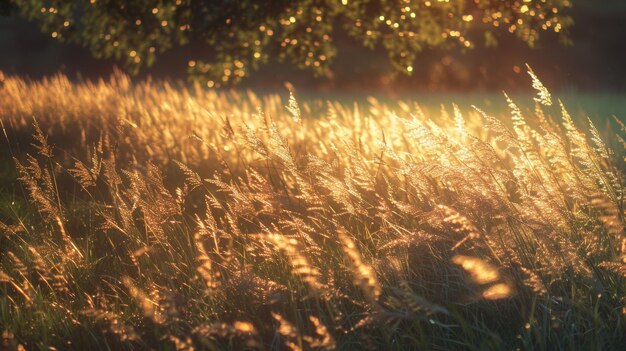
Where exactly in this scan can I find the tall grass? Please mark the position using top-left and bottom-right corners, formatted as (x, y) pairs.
(0, 69), (624, 350)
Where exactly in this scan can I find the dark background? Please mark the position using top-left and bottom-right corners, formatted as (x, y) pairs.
(1, 0), (625, 93)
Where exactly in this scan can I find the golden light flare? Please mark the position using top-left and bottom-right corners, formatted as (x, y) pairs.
(452, 255), (500, 285)
(482, 283), (513, 300)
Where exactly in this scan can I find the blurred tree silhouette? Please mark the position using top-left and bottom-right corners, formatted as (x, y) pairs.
(10, 0), (573, 87)
(0, 0), (14, 15)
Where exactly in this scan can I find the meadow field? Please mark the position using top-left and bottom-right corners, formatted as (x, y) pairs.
(0, 71), (625, 350)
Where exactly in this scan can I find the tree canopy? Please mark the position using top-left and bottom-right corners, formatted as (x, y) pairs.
(8, 0), (573, 87)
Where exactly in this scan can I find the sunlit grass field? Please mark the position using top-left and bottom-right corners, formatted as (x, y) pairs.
(0, 71), (625, 350)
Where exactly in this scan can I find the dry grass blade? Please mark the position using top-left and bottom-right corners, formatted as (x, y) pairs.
(526, 64), (552, 106)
